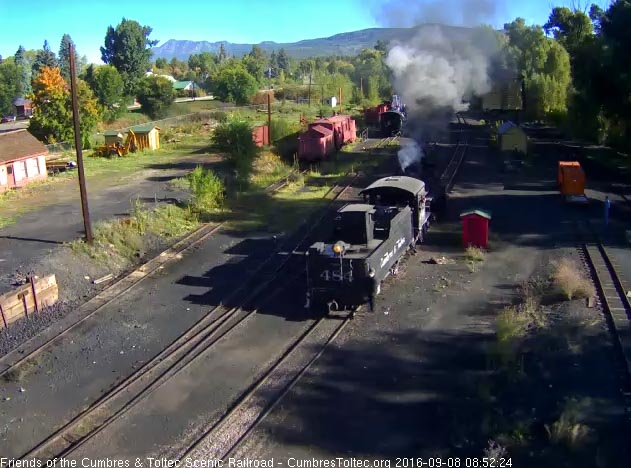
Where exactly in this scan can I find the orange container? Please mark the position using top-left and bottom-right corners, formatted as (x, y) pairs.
(557, 161), (585, 196)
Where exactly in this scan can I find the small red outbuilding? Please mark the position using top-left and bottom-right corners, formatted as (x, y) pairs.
(0, 129), (48, 193)
(252, 125), (270, 147)
(460, 209), (491, 249)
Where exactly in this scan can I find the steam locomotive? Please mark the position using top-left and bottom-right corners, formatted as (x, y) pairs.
(305, 176), (431, 312)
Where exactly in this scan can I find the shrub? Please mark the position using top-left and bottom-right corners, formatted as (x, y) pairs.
(553, 258), (595, 300)
(137, 75), (175, 119)
(270, 118), (301, 143)
(212, 118), (259, 183)
(188, 166), (225, 212)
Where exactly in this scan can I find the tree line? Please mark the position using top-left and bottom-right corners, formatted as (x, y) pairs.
(4, 3), (631, 151)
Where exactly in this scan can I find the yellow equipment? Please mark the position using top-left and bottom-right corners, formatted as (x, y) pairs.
(96, 129), (138, 157)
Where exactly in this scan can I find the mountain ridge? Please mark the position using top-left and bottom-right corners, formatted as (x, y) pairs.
(150, 24), (476, 61)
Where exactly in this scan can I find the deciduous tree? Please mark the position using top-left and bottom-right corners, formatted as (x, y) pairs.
(101, 18), (158, 96)
(86, 65), (126, 121)
(137, 75), (175, 119)
(209, 62), (258, 104)
(28, 66), (100, 147)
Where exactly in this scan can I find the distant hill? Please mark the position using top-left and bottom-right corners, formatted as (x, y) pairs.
(150, 24), (477, 61)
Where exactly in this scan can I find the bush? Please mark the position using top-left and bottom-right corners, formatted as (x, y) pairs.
(187, 166), (225, 212)
(137, 75), (175, 119)
(212, 118), (259, 183)
(270, 118), (301, 143)
(553, 258), (595, 300)
(465, 246), (486, 262)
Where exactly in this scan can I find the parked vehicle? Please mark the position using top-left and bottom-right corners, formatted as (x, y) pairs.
(1, 115), (16, 123)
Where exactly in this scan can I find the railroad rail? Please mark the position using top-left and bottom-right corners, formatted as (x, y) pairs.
(576, 219), (631, 390)
(176, 308), (356, 460)
(19, 173), (359, 460)
(0, 167), (308, 381)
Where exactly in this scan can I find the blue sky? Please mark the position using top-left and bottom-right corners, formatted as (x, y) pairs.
(0, 0), (610, 63)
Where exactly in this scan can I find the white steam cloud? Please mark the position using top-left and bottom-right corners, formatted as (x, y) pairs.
(386, 25), (499, 171)
(397, 140), (423, 171)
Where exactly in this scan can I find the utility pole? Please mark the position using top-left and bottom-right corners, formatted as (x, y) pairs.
(267, 92), (272, 146)
(339, 87), (343, 113)
(308, 72), (312, 107)
(69, 43), (93, 244)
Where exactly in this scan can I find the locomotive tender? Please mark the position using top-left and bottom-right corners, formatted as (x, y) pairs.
(305, 176), (430, 312)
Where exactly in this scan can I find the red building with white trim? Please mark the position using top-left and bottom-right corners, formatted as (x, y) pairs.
(0, 130), (48, 193)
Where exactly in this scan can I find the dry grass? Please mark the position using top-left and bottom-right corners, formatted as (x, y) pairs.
(465, 245), (486, 262)
(553, 258), (595, 300)
(545, 398), (594, 450)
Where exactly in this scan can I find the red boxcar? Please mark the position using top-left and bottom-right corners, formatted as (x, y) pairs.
(298, 115), (356, 162)
(364, 103), (390, 125)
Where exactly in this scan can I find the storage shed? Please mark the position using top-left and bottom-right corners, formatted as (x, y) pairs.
(498, 121), (528, 154)
(252, 125), (269, 147)
(0, 130), (48, 192)
(13, 97), (33, 118)
(460, 209), (491, 249)
(324, 96), (337, 107)
(103, 130), (124, 146)
(130, 125), (160, 151)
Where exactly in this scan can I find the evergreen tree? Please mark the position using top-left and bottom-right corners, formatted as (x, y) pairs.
(218, 43), (227, 63)
(32, 40), (57, 77)
(14, 45), (31, 96)
(58, 34), (79, 81)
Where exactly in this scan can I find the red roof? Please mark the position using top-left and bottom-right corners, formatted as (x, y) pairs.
(0, 130), (48, 164)
(306, 125), (333, 137)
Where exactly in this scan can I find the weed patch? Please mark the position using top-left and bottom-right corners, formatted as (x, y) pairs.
(553, 258), (595, 300)
(465, 246), (486, 262)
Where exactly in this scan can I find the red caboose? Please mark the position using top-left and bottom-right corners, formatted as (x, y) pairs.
(364, 103), (390, 125)
(298, 115), (356, 162)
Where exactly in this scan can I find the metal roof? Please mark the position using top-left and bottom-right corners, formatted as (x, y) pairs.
(173, 80), (193, 90)
(460, 209), (492, 219)
(360, 176), (426, 196)
(130, 124), (160, 133)
(339, 203), (375, 213)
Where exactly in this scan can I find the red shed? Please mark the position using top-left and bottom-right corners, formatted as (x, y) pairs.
(298, 125), (334, 161)
(460, 209), (491, 249)
(252, 125), (269, 147)
(0, 129), (48, 193)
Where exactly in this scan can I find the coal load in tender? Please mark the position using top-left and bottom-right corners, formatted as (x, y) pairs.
(305, 176), (432, 312)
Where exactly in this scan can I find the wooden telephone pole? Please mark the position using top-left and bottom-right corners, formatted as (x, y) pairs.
(69, 43), (93, 244)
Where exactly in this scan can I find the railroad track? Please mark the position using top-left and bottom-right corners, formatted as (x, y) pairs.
(175, 308), (356, 460)
(373, 132), (401, 150)
(19, 173), (359, 460)
(575, 219), (631, 390)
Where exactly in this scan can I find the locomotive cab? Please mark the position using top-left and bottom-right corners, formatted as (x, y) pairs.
(360, 176), (430, 243)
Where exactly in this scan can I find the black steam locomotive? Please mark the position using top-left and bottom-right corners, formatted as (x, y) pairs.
(380, 110), (405, 137)
(305, 176), (431, 312)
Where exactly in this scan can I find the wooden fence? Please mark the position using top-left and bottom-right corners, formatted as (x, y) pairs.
(0, 275), (58, 329)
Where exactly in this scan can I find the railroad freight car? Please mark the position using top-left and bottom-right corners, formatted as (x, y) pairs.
(305, 176), (430, 312)
(298, 115), (356, 162)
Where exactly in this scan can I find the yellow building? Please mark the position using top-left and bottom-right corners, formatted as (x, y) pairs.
(498, 121), (528, 154)
(130, 125), (160, 151)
